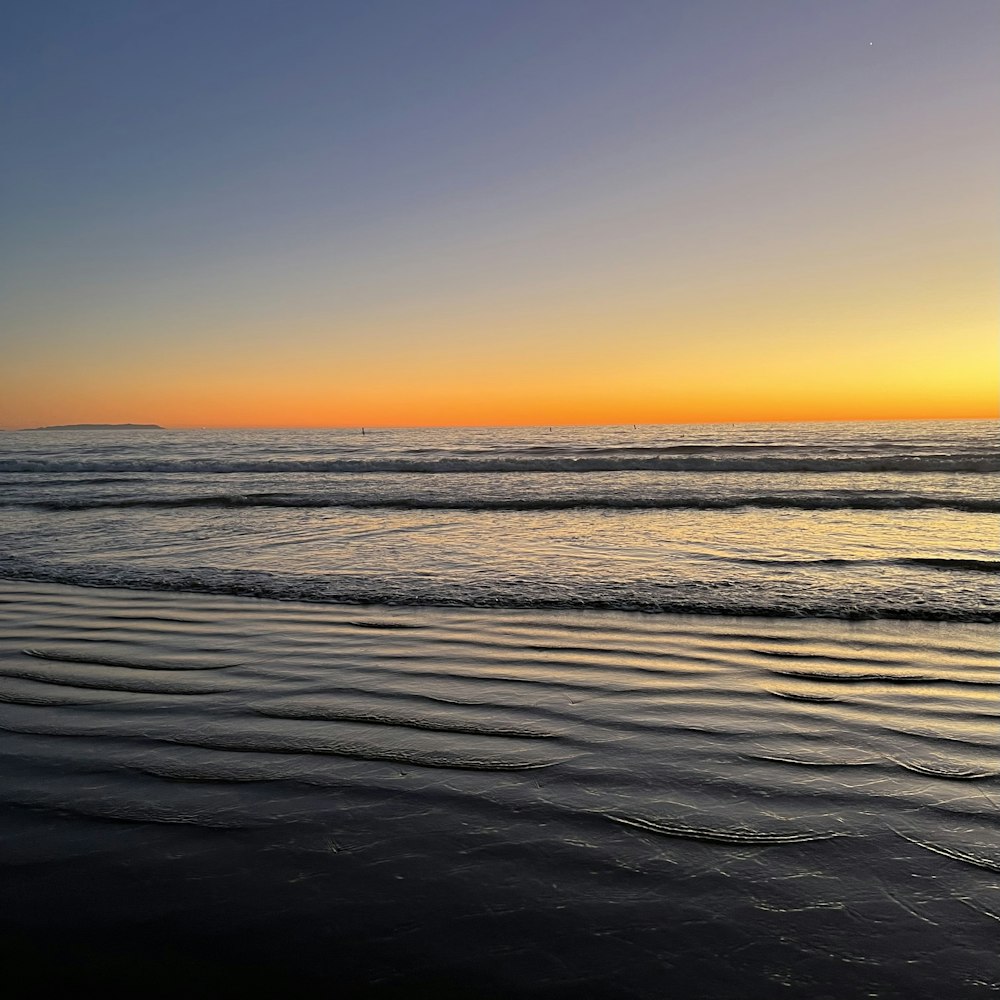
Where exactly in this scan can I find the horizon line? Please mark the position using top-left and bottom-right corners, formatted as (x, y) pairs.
(5, 414), (996, 433)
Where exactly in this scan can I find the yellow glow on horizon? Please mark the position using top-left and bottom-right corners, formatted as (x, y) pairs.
(3, 320), (994, 429)
(3, 241), (995, 429)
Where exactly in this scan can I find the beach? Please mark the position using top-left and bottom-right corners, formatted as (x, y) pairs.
(1, 580), (998, 997)
(0, 421), (997, 996)
(6, 0), (998, 991)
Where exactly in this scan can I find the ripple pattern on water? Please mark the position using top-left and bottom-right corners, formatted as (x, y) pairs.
(0, 580), (997, 998)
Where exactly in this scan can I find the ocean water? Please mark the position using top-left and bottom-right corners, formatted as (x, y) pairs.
(0, 421), (998, 997)
(1, 420), (997, 620)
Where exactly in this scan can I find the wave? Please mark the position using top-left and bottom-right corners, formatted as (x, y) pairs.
(2, 557), (996, 622)
(900, 557), (1000, 573)
(605, 813), (845, 844)
(14, 492), (1000, 515)
(150, 732), (562, 771)
(250, 702), (559, 739)
(0, 664), (232, 695)
(0, 717), (563, 772)
(764, 690), (843, 703)
(737, 557), (1000, 572)
(0, 476), (145, 486)
(22, 647), (234, 671)
(887, 757), (1000, 780)
(1, 454), (997, 475)
(892, 829), (1000, 874)
(2, 796), (258, 830)
(346, 620), (426, 630)
(743, 752), (878, 767)
(0, 684), (122, 707)
(764, 668), (999, 687)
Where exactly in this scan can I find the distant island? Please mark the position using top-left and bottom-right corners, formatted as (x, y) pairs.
(23, 423), (165, 431)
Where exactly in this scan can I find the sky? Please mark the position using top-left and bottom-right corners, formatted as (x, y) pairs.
(2, 0), (997, 428)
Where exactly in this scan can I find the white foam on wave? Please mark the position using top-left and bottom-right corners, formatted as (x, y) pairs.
(20, 492), (1000, 514)
(1, 555), (996, 623)
(1, 454), (997, 474)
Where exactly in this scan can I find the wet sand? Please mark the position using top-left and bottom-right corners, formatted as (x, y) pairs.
(1, 581), (997, 997)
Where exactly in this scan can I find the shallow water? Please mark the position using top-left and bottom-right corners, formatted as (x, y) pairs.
(1, 581), (997, 996)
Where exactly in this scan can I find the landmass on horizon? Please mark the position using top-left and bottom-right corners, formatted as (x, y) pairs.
(21, 423), (165, 431)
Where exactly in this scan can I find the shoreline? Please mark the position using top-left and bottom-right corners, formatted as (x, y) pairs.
(2, 570), (996, 625)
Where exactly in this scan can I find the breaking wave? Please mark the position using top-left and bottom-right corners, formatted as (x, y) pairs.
(2, 454), (997, 475)
(737, 557), (1000, 572)
(1, 556), (996, 622)
(11, 492), (1000, 515)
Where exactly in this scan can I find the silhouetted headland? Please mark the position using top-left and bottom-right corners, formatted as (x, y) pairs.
(22, 423), (165, 431)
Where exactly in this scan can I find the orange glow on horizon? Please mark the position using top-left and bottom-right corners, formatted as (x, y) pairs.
(3, 234), (995, 431)
(3, 376), (994, 431)
(3, 311), (995, 429)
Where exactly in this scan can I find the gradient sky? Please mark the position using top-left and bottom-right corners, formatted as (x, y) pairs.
(2, 0), (997, 428)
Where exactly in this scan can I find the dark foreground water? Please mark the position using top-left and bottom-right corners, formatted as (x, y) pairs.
(1, 582), (997, 998)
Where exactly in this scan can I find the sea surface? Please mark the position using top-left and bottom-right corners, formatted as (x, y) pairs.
(0, 421), (997, 997)
(1, 420), (997, 621)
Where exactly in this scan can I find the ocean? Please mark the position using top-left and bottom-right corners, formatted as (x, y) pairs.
(0, 420), (997, 997)
(1, 420), (996, 620)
